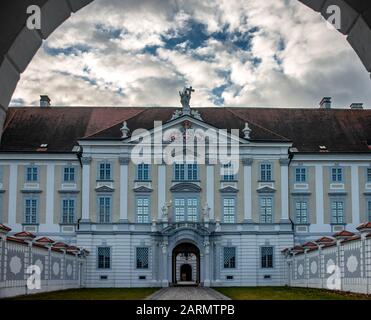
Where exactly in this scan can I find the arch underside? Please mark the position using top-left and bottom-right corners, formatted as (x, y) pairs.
(0, 0), (370, 136)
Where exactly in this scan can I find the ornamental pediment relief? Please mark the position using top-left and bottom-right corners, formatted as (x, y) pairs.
(219, 186), (239, 193)
(133, 186), (153, 193)
(170, 182), (202, 193)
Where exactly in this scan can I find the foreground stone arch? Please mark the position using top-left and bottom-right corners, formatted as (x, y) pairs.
(0, 0), (370, 137)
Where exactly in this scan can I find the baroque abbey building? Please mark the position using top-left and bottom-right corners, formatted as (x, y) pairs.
(0, 92), (370, 288)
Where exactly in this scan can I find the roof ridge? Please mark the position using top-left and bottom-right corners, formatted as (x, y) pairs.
(82, 108), (147, 139)
(226, 108), (291, 141)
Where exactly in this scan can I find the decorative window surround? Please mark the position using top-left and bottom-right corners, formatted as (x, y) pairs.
(294, 183), (309, 190)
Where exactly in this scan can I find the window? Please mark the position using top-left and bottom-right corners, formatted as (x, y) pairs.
(295, 167), (306, 183)
(260, 197), (273, 223)
(26, 166), (38, 182)
(367, 168), (371, 183)
(97, 247), (111, 269)
(136, 247), (149, 269)
(260, 163), (272, 182)
(137, 164), (150, 181)
(261, 247), (274, 268)
(331, 167), (343, 182)
(222, 163), (235, 181)
(63, 167), (75, 182)
(174, 197), (198, 222)
(223, 247), (236, 269)
(295, 201), (308, 224)
(61, 198), (75, 224)
(223, 197), (236, 223)
(99, 162), (111, 181)
(174, 164), (198, 181)
(98, 196), (111, 223)
(136, 197), (150, 223)
(331, 200), (345, 224)
(367, 200), (371, 222)
(187, 164), (198, 181)
(24, 198), (38, 224)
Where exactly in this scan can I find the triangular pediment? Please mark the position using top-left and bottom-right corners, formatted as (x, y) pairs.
(95, 185), (114, 193)
(257, 186), (276, 193)
(219, 186), (239, 193)
(133, 186), (153, 193)
(170, 182), (202, 193)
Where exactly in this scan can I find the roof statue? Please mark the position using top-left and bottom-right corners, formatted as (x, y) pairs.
(171, 86), (203, 121)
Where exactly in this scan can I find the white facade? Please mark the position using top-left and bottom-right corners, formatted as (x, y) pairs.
(0, 105), (370, 288)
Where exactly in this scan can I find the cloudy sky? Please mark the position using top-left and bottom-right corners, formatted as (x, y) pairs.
(10, 0), (371, 108)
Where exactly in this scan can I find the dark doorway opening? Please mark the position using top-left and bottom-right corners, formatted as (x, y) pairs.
(172, 242), (200, 285)
(180, 264), (192, 281)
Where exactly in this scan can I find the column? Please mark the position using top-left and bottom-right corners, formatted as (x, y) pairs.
(351, 165), (360, 227)
(242, 158), (253, 222)
(206, 165), (215, 221)
(81, 157), (91, 223)
(119, 157), (130, 222)
(42, 163), (57, 232)
(158, 164), (166, 220)
(203, 238), (211, 286)
(280, 159), (290, 222)
(161, 240), (169, 287)
(315, 165), (325, 227)
(8, 164), (18, 230)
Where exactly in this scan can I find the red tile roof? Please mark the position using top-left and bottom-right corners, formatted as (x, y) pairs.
(333, 230), (355, 237)
(36, 237), (55, 244)
(53, 242), (69, 249)
(13, 231), (36, 239)
(1, 107), (371, 153)
(341, 235), (361, 244)
(357, 222), (371, 230)
(0, 224), (11, 232)
(315, 237), (335, 244)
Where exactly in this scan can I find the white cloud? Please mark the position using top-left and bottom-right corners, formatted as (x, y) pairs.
(11, 0), (371, 109)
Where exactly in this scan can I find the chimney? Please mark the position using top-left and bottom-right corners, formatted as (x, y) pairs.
(350, 103), (363, 110)
(320, 97), (331, 109)
(40, 95), (51, 107)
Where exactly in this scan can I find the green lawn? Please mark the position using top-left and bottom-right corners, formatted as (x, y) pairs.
(11, 288), (158, 300)
(215, 286), (371, 300)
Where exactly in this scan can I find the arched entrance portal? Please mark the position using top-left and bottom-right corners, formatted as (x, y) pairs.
(172, 243), (200, 285)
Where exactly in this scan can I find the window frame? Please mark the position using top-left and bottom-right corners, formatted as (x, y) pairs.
(60, 196), (76, 224)
(295, 167), (307, 183)
(173, 163), (199, 182)
(62, 166), (76, 182)
(221, 162), (236, 181)
(97, 246), (111, 269)
(173, 195), (199, 222)
(331, 167), (343, 183)
(222, 196), (237, 223)
(260, 162), (273, 182)
(23, 195), (39, 225)
(367, 168), (371, 183)
(25, 165), (39, 182)
(223, 246), (237, 269)
(366, 198), (371, 222)
(261, 246), (274, 269)
(135, 195), (151, 223)
(331, 198), (346, 224)
(136, 247), (150, 270)
(259, 195), (274, 224)
(97, 194), (112, 223)
(295, 199), (309, 225)
(97, 161), (112, 181)
(136, 163), (151, 181)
